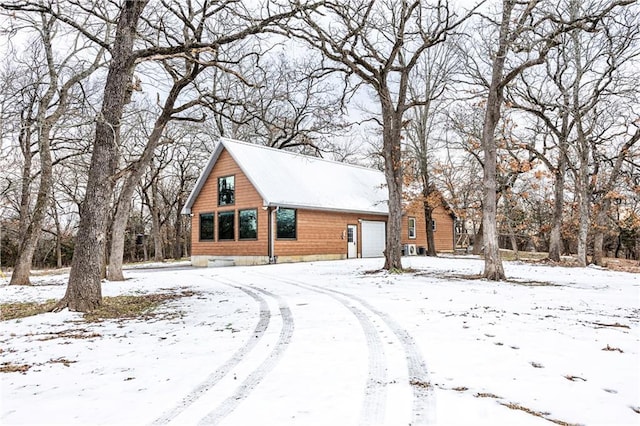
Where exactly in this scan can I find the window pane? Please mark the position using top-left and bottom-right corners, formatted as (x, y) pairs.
(276, 208), (296, 239)
(239, 209), (257, 239)
(408, 217), (416, 238)
(218, 211), (235, 240)
(218, 176), (235, 206)
(199, 213), (214, 240)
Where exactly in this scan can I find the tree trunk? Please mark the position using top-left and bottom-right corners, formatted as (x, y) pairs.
(593, 229), (605, 265)
(381, 99), (403, 271)
(106, 195), (132, 281)
(473, 221), (484, 255)
(592, 200), (611, 266)
(16, 113), (34, 246)
(174, 198), (185, 260)
(548, 165), (566, 261)
(503, 197), (519, 260)
(592, 132), (639, 265)
(106, 65), (197, 278)
(576, 152), (590, 267)
(143, 180), (164, 263)
(424, 202), (437, 257)
(52, 205), (62, 269)
(56, 1), (147, 312)
(10, 123), (53, 286)
(479, 1), (513, 281)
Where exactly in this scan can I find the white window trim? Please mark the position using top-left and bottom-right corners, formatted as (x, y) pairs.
(408, 217), (416, 239)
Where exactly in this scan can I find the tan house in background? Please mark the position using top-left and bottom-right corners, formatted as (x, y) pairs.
(183, 138), (455, 266)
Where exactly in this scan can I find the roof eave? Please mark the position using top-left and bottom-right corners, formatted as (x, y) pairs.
(263, 202), (389, 217)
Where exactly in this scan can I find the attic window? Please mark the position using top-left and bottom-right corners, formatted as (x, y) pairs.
(218, 176), (235, 206)
(408, 217), (416, 239)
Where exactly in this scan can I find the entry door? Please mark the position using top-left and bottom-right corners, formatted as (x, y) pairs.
(347, 224), (357, 258)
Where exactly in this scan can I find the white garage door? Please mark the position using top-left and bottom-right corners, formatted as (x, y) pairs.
(361, 220), (386, 258)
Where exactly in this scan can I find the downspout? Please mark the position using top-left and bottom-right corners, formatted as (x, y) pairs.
(268, 206), (279, 264)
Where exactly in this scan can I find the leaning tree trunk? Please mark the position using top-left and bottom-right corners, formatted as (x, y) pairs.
(10, 124), (53, 286)
(106, 194), (132, 281)
(107, 62), (199, 279)
(381, 100), (403, 271)
(56, 1), (147, 312)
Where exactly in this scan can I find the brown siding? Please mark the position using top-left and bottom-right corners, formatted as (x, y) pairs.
(274, 210), (387, 258)
(401, 204), (455, 252)
(191, 149), (268, 256)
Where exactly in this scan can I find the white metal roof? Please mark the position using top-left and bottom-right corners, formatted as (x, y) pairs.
(183, 138), (389, 215)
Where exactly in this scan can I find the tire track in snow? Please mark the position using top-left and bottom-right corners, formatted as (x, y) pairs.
(258, 273), (432, 425)
(151, 278), (272, 425)
(324, 285), (433, 425)
(197, 284), (294, 425)
(249, 273), (388, 426)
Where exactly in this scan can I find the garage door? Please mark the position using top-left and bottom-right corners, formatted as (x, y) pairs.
(361, 220), (386, 258)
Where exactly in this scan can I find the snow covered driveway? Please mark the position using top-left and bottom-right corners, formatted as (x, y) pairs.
(1, 256), (639, 425)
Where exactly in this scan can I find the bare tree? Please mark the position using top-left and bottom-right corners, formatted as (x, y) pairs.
(507, 51), (575, 262)
(106, 35), (210, 279)
(405, 43), (459, 256)
(468, 0), (633, 279)
(37, 0), (317, 311)
(0, 7), (106, 285)
(285, 0), (478, 270)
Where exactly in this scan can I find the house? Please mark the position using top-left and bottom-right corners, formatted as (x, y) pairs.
(182, 138), (455, 266)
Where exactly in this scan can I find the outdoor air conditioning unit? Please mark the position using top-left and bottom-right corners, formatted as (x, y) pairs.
(404, 244), (417, 256)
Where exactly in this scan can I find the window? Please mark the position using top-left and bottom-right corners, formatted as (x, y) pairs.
(431, 219), (437, 231)
(239, 209), (257, 239)
(276, 208), (296, 239)
(408, 217), (416, 239)
(199, 213), (214, 241)
(218, 211), (235, 240)
(218, 176), (235, 206)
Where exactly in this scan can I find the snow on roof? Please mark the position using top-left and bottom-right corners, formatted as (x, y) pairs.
(183, 138), (389, 215)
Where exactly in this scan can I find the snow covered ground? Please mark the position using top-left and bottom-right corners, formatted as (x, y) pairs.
(1, 255), (638, 425)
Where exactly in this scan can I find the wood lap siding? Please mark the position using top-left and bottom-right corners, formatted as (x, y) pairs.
(401, 204), (455, 252)
(191, 150), (268, 256)
(275, 211), (387, 257)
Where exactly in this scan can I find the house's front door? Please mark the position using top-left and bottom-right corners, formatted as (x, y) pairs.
(347, 224), (357, 258)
